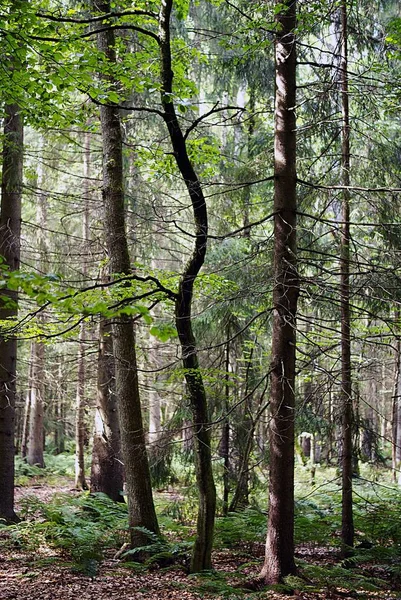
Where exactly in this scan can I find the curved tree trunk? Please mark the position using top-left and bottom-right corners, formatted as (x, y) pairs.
(158, 0), (216, 572)
(96, 3), (160, 545)
(260, 0), (298, 584)
(0, 101), (23, 522)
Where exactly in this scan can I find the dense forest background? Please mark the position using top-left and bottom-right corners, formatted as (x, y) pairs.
(2, 0), (401, 597)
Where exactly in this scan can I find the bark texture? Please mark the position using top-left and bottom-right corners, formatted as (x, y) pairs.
(159, 0), (216, 572)
(27, 341), (45, 467)
(260, 0), (298, 584)
(90, 318), (124, 501)
(27, 138), (47, 469)
(0, 102), (23, 522)
(339, 0), (354, 552)
(75, 322), (88, 490)
(96, 1), (159, 544)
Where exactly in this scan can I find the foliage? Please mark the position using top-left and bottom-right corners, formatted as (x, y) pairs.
(121, 526), (192, 569)
(214, 506), (266, 549)
(1, 492), (128, 575)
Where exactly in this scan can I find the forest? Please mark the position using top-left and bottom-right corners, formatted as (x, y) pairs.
(1, 0), (401, 598)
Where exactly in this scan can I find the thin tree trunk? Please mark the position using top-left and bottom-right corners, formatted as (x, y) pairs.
(75, 130), (91, 490)
(392, 324), (401, 483)
(222, 330), (230, 516)
(339, 0), (354, 553)
(147, 324), (162, 447)
(159, 0), (216, 572)
(27, 137), (47, 468)
(96, 2), (160, 545)
(27, 341), (45, 467)
(0, 101), (23, 522)
(54, 358), (65, 454)
(260, 0), (298, 583)
(21, 360), (32, 459)
(75, 322), (87, 489)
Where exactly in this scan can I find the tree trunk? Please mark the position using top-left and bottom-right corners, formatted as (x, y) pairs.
(21, 360), (32, 459)
(339, 0), (354, 553)
(159, 0), (216, 572)
(260, 0), (298, 584)
(91, 318), (124, 501)
(75, 321), (87, 489)
(54, 359), (65, 454)
(392, 329), (401, 483)
(75, 130), (91, 490)
(221, 330), (230, 516)
(27, 136), (47, 468)
(0, 101), (23, 522)
(27, 341), (45, 467)
(96, 3), (160, 545)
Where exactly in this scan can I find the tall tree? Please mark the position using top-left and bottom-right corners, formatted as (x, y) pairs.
(339, 0), (354, 552)
(0, 100), (23, 521)
(75, 131), (91, 491)
(260, 0), (298, 584)
(159, 0), (216, 572)
(96, 0), (160, 545)
(26, 137), (47, 468)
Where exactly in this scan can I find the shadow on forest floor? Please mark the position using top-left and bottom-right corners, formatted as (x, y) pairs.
(0, 480), (400, 600)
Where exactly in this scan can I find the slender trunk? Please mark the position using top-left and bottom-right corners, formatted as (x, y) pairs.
(27, 341), (45, 467)
(159, 0), (216, 572)
(260, 0), (298, 584)
(91, 318), (124, 501)
(148, 326), (162, 447)
(55, 358), (65, 454)
(243, 89), (255, 239)
(75, 322), (87, 489)
(0, 101), (23, 522)
(96, 3), (159, 544)
(339, 0), (354, 552)
(21, 360), (32, 459)
(392, 324), (401, 483)
(75, 131), (91, 490)
(222, 331), (230, 516)
(27, 137), (47, 468)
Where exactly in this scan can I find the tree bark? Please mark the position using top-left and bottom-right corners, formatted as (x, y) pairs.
(27, 136), (47, 468)
(0, 101), (23, 522)
(75, 322), (88, 489)
(339, 0), (354, 553)
(90, 318), (124, 501)
(392, 324), (401, 483)
(159, 0), (216, 572)
(260, 0), (298, 584)
(27, 341), (45, 467)
(96, 1), (160, 544)
(21, 360), (32, 459)
(75, 131), (91, 490)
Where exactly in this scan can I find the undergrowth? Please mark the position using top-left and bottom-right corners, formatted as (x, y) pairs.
(1, 492), (128, 575)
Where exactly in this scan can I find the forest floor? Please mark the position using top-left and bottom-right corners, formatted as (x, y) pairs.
(0, 480), (400, 600)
